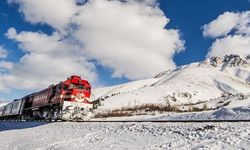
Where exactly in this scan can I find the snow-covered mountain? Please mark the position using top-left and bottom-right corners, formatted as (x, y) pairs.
(93, 54), (250, 115)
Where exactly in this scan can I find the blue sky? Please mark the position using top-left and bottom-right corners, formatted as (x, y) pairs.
(0, 0), (249, 101)
(160, 0), (250, 65)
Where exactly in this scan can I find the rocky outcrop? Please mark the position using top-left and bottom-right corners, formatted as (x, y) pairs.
(204, 54), (248, 67)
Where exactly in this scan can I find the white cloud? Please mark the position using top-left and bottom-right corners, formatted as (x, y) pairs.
(203, 11), (250, 58)
(202, 12), (240, 38)
(0, 61), (14, 70)
(236, 11), (250, 35)
(1, 28), (97, 91)
(0, 45), (8, 59)
(2, 0), (184, 91)
(208, 35), (250, 58)
(73, 0), (184, 79)
(8, 0), (78, 32)
(0, 98), (7, 102)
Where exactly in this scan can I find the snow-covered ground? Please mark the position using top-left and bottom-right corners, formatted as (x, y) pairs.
(0, 121), (249, 150)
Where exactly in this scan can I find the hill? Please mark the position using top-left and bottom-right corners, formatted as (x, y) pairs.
(92, 54), (250, 119)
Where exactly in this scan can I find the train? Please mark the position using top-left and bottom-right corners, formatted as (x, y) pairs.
(0, 75), (97, 121)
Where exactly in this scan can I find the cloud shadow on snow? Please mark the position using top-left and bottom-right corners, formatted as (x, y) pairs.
(0, 121), (50, 132)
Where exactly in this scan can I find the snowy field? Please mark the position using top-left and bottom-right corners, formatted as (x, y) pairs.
(0, 121), (249, 150)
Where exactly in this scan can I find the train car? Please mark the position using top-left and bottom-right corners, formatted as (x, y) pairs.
(29, 76), (93, 120)
(0, 99), (25, 120)
(60, 76), (93, 120)
(10, 99), (25, 116)
(0, 75), (96, 121)
(32, 89), (50, 107)
(0, 105), (5, 116)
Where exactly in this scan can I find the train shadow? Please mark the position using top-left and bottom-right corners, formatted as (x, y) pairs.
(0, 121), (50, 132)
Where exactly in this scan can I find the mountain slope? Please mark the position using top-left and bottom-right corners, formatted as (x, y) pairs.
(93, 55), (250, 114)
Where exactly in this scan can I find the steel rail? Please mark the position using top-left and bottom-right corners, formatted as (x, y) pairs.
(1, 120), (250, 123)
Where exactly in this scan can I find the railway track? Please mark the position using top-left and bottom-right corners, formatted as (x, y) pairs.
(74, 120), (250, 123)
(1, 120), (250, 123)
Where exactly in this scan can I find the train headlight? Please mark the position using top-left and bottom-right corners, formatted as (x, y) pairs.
(75, 93), (85, 102)
(66, 106), (74, 110)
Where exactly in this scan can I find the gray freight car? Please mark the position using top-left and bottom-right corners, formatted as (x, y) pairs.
(0, 99), (25, 120)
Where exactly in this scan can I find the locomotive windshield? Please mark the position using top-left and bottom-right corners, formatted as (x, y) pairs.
(69, 83), (90, 91)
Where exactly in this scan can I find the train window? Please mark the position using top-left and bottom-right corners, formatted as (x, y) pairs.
(78, 84), (85, 90)
(76, 84), (90, 91)
(8, 105), (12, 111)
(63, 85), (69, 90)
(65, 83), (90, 91)
(69, 84), (77, 89)
(57, 85), (62, 92)
(13, 103), (17, 109)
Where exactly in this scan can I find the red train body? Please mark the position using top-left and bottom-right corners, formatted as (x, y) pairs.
(31, 75), (92, 107)
(0, 75), (94, 121)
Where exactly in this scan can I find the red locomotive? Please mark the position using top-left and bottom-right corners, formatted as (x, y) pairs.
(0, 75), (94, 121)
